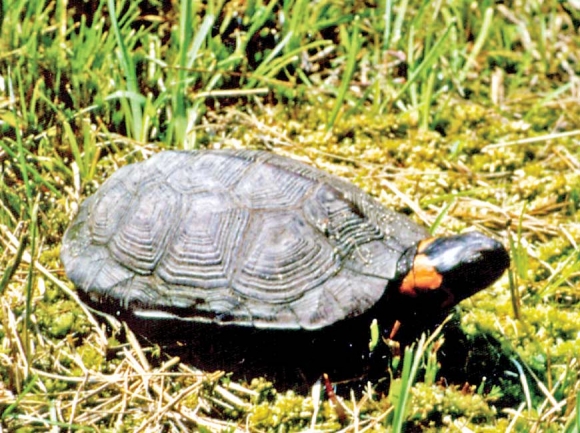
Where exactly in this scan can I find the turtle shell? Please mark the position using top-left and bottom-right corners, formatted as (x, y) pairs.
(61, 150), (428, 331)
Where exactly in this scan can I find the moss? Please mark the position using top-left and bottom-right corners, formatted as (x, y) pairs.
(36, 299), (91, 338)
(249, 377), (278, 403)
(248, 391), (341, 432)
(406, 383), (496, 428)
(77, 343), (106, 371)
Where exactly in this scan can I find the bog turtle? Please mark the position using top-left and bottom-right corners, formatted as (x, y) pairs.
(61, 150), (509, 382)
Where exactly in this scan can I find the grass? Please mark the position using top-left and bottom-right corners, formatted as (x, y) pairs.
(1, 0), (579, 431)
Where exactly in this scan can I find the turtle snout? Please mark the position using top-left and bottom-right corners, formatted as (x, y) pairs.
(424, 231), (510, 302)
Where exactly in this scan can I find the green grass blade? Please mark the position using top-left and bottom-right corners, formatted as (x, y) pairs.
(390, 0), (409, 47)
(0, 142), (60, 196)
(187, 14), (215, 69)
(391, 334), (426, 432)
(248, 31), (294, 85)
(2, 375), (38, 420)
(537, 248), (580, 298)
(107, 0), (143, 140)
(392, 20), (455, 105)
(577, 389), (579, 433)
(284, 0), (309, 53)
(428, 198), (455, 235)
(326, 19), (361, 131)
(459, 6), (493, 82)
(0, 225), (27, 295)
(23, 198), (38, 372)
(419, 69), (436, 130)
(383, 0), (393, 49)
(173, 0), (194, 146)
(245, 0), (278, 53)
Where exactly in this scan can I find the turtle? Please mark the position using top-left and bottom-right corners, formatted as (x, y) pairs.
(61, 149), (509, 383)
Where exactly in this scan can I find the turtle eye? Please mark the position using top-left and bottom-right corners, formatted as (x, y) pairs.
(421, 231), (510, 303)
(397, 232), (508, 310)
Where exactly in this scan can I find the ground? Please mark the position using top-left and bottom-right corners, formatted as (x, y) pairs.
(0, 0), (579, 431)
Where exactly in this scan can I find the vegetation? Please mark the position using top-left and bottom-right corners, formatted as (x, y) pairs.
(1, 0), (579, 431)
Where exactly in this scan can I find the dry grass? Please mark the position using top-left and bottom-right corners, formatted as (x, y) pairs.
(1, 0), (580, 431)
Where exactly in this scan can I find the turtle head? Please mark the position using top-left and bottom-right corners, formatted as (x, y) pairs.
(389, 231), (509, 339)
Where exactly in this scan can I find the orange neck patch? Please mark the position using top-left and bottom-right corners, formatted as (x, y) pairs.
(400, 253), (444, 297)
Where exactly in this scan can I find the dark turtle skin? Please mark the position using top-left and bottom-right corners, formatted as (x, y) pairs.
(61, 150), (509, 384)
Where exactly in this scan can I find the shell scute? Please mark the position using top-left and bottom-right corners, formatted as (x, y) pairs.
(110, 181), (180, 274)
